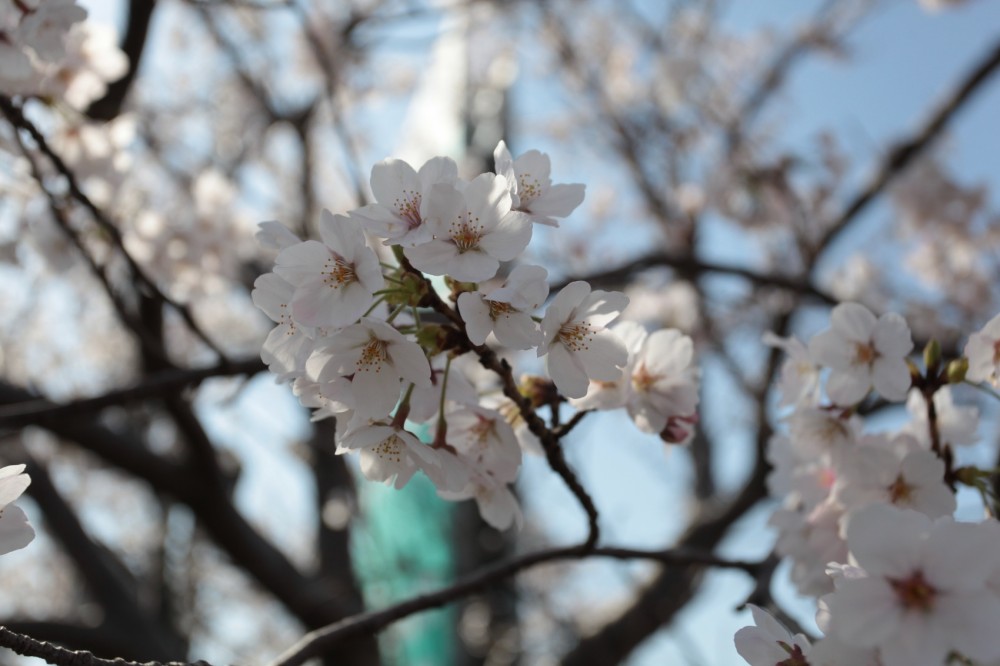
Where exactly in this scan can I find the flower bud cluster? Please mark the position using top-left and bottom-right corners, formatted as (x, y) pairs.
(737, 303), (1000, 666)
(253, 143), (701, 529)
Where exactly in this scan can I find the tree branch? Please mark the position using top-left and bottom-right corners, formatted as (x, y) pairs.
(266, 544), (762, 666)
(0, 625), (209, 666)
(0, 358), (264, 428)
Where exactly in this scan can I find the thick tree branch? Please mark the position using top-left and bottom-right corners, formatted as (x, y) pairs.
(0, 358), (265, 428)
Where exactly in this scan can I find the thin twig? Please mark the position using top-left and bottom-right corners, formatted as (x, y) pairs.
(0, 358), (265, 428)
(815, 36), (1000, 257)
(0, 626), (211, 666)
(396, 251), (602, 546)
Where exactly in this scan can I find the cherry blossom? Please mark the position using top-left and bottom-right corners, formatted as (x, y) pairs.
(626, 328), (699, 435)
(337, 418), (439, 489)
(734, 604), (811, 666)
(405, 173), (533, 282)
(538, 281), (629, 399)
(252, 273), (316, 382)
(832, 447), (956, 521)
(809, 302), (913, 405)
(965, 312), (1000, 386)
(309, 317), (431, 418)
(352, 156), (458, 246)
(274, 211), (384, 329)
(764, 332), (821, 408)
(457, 264), (548, 348)
(823, 505), (1000, 666)
(570, 321), (648, 412)
(493, 140), (586, 227)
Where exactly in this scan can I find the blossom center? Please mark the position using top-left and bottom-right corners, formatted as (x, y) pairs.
(632, 363), (660, 392)
(449, 213), (484, 252)
(469, 414), (498, 448)
(889, 570), (937, 611)
(393, 190), (422, 229)
(372, 435), (404, 463)
(487, 299), (512, 320)
(358, 338), (389, 372)
(853, 341), (878, 365)
(518, 173), (542, 206)
(887, 474), (915, 505)
(558, 322), (594, 352)
(323, 256), (356, 289)
(992, 339), (1000, 365)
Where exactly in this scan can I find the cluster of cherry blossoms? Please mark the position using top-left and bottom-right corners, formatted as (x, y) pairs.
(0, 0), (127, 110)
(252, 142), (700, 529)
(736, 304), (1000, 666)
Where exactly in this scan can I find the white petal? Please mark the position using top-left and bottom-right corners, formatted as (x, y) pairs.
(872, 356), (912, 402)
(529, 183), (586, 218)
(844, 505), (928, 577)
(388, 339), (432, 388)
(370, 158), (420, 207)
(872, 313), (913, 357)
(480, 211), (533, 262)
(546, 343), (590, 399)
(457, 292), (493, 346)
(831, 303), (877, 341)
(0, 504), (34, 556)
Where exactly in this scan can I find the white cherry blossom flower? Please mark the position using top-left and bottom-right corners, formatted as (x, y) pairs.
(626, 328), (699, 435)
(786, 406), (861, 461)
(537, 281), (629, 399)
(437, 462), (523, 531)
(570, 321), (648, 411)
(809, 303), (913, 405)
(771, 499), (848, 597)
(292, 375), (354, 421)
(337, 419), (439, 489)
(734, 604), (811, 666)
(766, 434), (838, 511)
(310, 317), (431, 418)
(0, 465), (34, 556)
(965, 312), (1000, 386)
(444, 403), (522, 482)
(252, 273), (315, 382)
(457, 264), (548, 349)
(764, 331), (821, 407)
(824, 505), (1000, 666)
(405, 173), (532, 283)
(352, 156), (458, 246)
(494, 141), (585, 227)
(274, 211), (384, 329)
(832, 447), (955, 521)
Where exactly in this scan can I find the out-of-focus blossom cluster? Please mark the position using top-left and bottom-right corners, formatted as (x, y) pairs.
(736, 303), (1000, 666)
(252, 143), (701, 529)
(0, 0), (127, 110)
